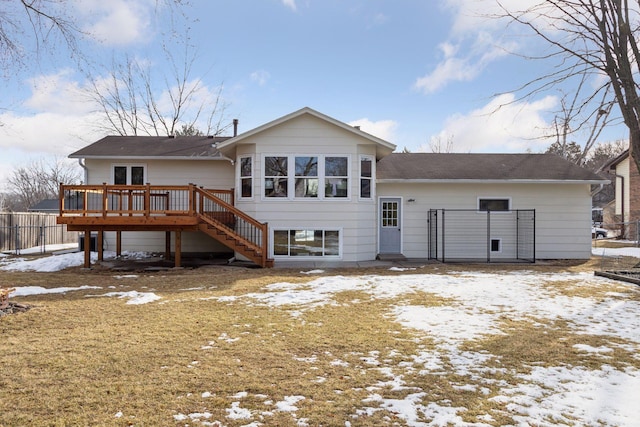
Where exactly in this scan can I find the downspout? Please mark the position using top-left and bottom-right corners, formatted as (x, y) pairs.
(78, 158), (88, 184)
(610, 172), (625, 238)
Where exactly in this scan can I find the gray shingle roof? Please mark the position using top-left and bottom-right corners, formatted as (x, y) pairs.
(69, 136), (231, 159)
(376, 153), (606, 182)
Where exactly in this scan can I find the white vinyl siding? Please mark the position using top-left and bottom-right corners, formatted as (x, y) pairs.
(84, 159), (235, 254)
(378, 182), (593, 260)
(233, 113), (379, 261)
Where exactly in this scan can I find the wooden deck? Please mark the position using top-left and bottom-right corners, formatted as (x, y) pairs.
(57, 184), (273, 268)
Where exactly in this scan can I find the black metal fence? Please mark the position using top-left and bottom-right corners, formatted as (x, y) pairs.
(0, 213), (79, 254)
(428, 209), (535, 263)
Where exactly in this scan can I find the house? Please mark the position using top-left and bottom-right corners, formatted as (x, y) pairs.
(28, 198), (60, 213)
(599, 149), (640, 239)
(57, 107), (607, 267)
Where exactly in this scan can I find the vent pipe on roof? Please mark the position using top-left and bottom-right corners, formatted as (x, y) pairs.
(354, 125), (361, 130)
(233, 119), (239, 137)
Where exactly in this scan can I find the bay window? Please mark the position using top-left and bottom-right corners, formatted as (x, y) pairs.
(263, 155), (350, 199)
(360, 156), (373, 198)
(294, 156), (318, 197)
(264, 156), (288, 197)
(240, 156), (253, 198)
(324, 156), (348, 198)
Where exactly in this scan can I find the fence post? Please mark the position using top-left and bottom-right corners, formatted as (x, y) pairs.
(487, 210), (491, 263)
(14, 224), (20, 254)
(40, 226), (45, 254)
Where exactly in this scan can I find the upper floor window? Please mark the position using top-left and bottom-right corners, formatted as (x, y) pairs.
(265, 156), (288, 197)
(240, 156), (253, 198)
(295, 156), (318, 198)
(113, 165), (145, 185)
(263, 155), (349, 199)
(478, 198), (510, 212)
(360, 156), (373, 198)
(324, 157), (348, 198)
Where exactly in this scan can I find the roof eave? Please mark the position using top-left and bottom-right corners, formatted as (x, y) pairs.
(376, 178), (610, 184)
(69, 155), (231, 161)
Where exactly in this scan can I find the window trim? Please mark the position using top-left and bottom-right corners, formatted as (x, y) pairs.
(111, 164), (147, 185)
(271, 227), (342, 258)
(477, 197), (511, 212)
(261, 154), (351, 201)
(238, 155), (254, 200)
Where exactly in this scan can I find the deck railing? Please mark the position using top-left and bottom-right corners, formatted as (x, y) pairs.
(60, 183), (196, 217)
(196, 188), (267, 254)
(59, 183), (268, 266)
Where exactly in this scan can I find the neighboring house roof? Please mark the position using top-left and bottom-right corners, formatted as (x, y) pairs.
(69, 136), (232, 160)
(377, 153), (608, 183)
(216, 107), (397, 159)
(28, 198), (59, 212)
(598, 149), (629, 172)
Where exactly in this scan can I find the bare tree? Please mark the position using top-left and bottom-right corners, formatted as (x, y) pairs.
(546, 71), (615, 164)
(429, 134), (456, 153)
(0, 0), (79, 77)
(497, 1), (640, 173)
(87, 43), (229, 137)
(6, 157), (81, 211)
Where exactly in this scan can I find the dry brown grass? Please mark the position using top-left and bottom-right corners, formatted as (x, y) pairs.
(0, 256), (637, 426)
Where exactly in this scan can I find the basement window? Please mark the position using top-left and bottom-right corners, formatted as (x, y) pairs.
(478, 198), (510, 212)
(490, 238), (502, 253)
(273, 229), (340, 257)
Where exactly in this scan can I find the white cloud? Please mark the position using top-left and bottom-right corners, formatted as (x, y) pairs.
(348, 118), (398, 143)
(73, 0), (154, 46)
(282, 0), (297, 11)
(416, 93), (557, 153)
(414, 0), (539, 93)
(414, 34), (512, 94)
(250, 70), (271, 86)
(24, 69), (93, 115)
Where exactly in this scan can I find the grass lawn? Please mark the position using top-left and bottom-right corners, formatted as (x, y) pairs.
(1, 256), (639, 426)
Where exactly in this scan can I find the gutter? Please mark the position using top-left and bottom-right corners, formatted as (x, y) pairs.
(375, 178), (610, 185)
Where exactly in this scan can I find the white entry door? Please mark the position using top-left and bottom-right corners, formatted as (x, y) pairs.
(379, 198), (401, 254)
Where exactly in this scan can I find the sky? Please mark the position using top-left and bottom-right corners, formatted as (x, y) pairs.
(0, 0), (631, 190)
(2, 247), (640, 425)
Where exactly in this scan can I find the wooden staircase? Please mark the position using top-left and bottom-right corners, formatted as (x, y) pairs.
(57, 183), (274, 268)
(194, 188), (274, 268)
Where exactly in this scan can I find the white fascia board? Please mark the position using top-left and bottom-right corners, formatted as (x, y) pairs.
(69, 156), (229, 161)
(376, 178), (610, 185)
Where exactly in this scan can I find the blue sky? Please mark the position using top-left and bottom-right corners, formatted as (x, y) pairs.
(0, 0), (629, 188)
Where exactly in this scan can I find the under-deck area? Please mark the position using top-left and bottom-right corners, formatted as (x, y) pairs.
(57, 184), (273, 268)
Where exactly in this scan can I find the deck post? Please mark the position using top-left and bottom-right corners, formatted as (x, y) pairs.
(59, 183), (63, 214)
(262, 222), (268, 267)
(102, 183), (108, 218)
(84, 230), (91, 268)
(145, 183), (151, 217)
(97, 230), (104, 261)
(188, 184), (195, 215)
(116, 231), (122, 257)
(165, 231), (171, 259)
(174, 231), (182, 267)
